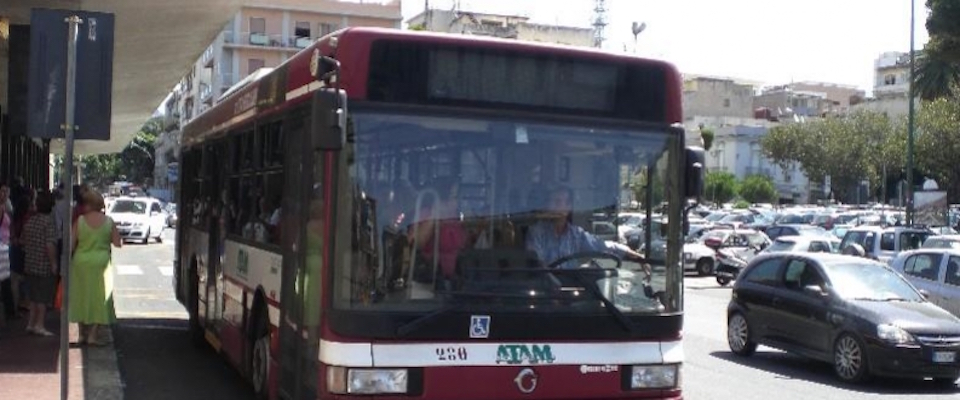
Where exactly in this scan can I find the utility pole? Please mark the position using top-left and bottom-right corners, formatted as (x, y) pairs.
(60, 15), (81, 400)
(906, 0), (916, 224)
(593, 0), (607, 48)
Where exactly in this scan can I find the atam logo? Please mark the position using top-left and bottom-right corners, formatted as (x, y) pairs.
(495, 344), (556, 365)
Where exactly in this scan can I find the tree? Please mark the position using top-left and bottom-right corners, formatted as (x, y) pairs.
(119, 117), (162, 186)
(760, 111), (899, 202)
(700, 127), (715, 151)
(916, 98), (960, 200)
(739, 175), (777, 204)
(917, 0), (960, 100)
(704, 171), (738, 205)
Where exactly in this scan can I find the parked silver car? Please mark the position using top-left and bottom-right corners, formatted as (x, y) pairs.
(890, 249), (960, 318)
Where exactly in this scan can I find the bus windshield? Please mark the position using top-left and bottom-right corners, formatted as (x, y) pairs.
(334, 110), (681, 319)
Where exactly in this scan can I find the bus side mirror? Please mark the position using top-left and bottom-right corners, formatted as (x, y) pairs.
(684, 146), (705, 201)
(311, 89), (347, 150)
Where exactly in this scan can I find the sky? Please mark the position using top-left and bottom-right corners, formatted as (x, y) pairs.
(401, 0), (931, 94)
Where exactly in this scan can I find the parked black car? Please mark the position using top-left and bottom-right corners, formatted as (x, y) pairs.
(727, 252), (960, 385)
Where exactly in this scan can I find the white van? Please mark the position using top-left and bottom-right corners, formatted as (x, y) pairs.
(890, 249), (960, 318)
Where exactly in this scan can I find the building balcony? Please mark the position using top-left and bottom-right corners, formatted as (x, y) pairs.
(223, 31), (301, 51)
(462, 24), (519, 39)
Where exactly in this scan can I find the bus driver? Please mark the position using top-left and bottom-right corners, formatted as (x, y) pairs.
(526, 186), (650, 272)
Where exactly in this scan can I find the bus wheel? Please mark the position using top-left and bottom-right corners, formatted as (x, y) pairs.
(249, 301), (270, 399)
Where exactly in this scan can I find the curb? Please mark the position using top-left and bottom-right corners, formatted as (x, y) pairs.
(79, 324), (124, 400)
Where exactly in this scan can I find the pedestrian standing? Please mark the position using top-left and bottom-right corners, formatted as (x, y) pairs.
(0, 183), (13, 322)
(21, 191), (58, 336)
(69, 188), (120, 345)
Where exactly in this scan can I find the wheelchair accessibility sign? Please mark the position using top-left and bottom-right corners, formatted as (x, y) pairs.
(470, 315), (491, 339)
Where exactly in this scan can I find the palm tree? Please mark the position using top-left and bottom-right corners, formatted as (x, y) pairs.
(914, 44), (960, 101)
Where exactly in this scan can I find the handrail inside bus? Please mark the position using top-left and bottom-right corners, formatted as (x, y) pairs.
(409, 188), (440, 299)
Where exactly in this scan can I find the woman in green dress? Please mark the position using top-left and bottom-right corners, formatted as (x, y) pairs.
(69, 188), (121, 345)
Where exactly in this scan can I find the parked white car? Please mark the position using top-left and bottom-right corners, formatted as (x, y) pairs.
(762, 235), (840, 254)
(107, 197), (166, 244)
(890, 249), (960, 318)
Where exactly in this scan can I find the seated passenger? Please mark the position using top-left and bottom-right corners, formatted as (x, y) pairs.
(409, 178), (467, 280)
(526, 186), (647, 269)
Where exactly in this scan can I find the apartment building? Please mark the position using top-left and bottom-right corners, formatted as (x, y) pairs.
(154, 0), (402, 200)
(851, 51), (914, 117)
(682, 74), (759, 120)
(406, 8), (593, 47)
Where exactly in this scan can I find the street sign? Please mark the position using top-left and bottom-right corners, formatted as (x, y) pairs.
(27, 8), (114, 140)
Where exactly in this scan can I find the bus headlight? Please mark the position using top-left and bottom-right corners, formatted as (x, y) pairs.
(630, 364), (679, 389)
(327, 366), (408, 394)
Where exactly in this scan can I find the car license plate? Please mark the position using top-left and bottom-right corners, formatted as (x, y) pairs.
(933, 351), (956, 363)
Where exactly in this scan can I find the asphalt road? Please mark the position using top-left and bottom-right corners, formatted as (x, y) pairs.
(111, 228), (255, 400)
(108, 231), (958, 399)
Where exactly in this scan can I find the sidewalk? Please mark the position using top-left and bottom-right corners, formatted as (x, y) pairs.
(0, 309), (123, 400)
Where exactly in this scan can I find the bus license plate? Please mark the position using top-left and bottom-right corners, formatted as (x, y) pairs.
(933, 351), (956, 363)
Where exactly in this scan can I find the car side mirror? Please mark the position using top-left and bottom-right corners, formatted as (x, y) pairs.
(684, 146), (705, 201)
(918, 289), (931, 300)
(803, 285), (828, 298)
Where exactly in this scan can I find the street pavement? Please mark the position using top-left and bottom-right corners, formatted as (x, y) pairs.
(111, 228), (255, 400)
(10, 227), (954, 400)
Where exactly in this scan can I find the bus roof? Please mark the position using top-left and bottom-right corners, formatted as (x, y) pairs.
(182, 27), (683, 147)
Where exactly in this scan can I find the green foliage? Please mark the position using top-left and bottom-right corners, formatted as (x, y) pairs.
(918, 0), (960, 100)
(739, 175), (778, 204)
(916, 98), (960, 200)
(78, 117), (161, 188)
(700, 128), (715, 151)
(760, 111), (900, 201)
(704, 171), (738, 205)
(733, 200), (751, 209)
(408, 23), (427, 31)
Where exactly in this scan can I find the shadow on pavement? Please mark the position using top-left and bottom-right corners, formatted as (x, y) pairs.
(112, 317), (256, 400)
(0, 311), (62, 374)
(710, 350), (960, 395)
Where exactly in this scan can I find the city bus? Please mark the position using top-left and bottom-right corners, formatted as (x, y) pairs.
(174, 27), (704, 400)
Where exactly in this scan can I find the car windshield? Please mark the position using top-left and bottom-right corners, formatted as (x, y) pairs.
(616, 215), (643, 227)
(922, 238), (960, 249)
(704, 212), (726, 222)
(777, 214), (806, 224)
(798, 225), (831, 237)
(111, 200), (147, 214)
(335, 111), (680, 317)
(823, 261), (924, 302)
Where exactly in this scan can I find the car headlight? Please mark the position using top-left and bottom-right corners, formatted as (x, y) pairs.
(630, 364), (679, 389)
(132, 222), (143, 227)
(327, 366), (408, 394)
(877, 324), (917, 345)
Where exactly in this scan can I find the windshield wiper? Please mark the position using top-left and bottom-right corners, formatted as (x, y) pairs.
(396, 302), (464, 337)
(560, 270), (635, 334)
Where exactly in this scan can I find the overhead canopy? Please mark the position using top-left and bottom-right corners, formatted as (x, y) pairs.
(3, 0), (242, 154)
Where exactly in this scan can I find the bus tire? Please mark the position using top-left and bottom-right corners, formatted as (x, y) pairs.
(188, 260), (205, 348)
(248, 292), (270, 400)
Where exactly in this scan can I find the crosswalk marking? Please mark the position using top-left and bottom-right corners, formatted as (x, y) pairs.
(158, 266), (174, 277)
(116, 264), (143, 275)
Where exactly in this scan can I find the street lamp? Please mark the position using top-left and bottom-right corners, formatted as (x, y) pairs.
(906, 0), (917, 224)
(631, 21), (646, 53)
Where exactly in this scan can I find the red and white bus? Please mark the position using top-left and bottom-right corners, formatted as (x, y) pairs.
(174, 27), (704, 400)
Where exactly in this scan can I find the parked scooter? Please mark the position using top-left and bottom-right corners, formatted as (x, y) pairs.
(715, 247), (748, 286)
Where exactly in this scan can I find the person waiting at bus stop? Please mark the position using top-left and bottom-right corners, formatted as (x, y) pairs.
(526, 186), (650, 272)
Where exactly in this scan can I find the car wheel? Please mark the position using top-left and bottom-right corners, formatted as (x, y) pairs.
(141, 229), (150, 245)
(716, 275), (731, 286)
(833, 333), (870, 383)
(727, 312), (757, 356)
(696, 258), (714, 276)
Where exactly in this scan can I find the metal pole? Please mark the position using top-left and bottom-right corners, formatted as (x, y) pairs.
(60, 15), (82, 400)
(906, 0), (916, 225)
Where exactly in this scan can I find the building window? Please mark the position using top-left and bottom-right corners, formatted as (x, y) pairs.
(723, 98), (731, 107)
(295, 21), (311, 38)
(250, 17), (266, 34)
(248, 58), (265, 74)
(319, 23), (337, 36)
(884, 74), (896, 85)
